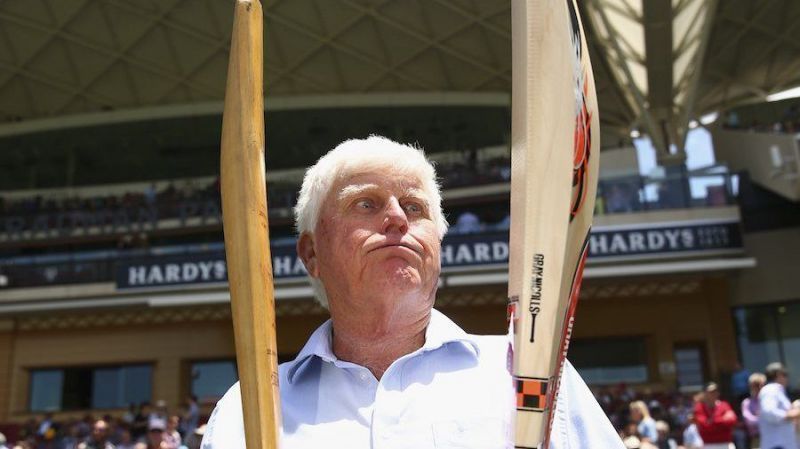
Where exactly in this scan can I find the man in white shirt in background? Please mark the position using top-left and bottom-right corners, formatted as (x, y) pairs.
(202, 136), (624, 448)
(758, 362), (800, 449)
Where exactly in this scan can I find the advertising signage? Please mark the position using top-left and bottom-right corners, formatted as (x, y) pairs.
(116, 219), (743, 289)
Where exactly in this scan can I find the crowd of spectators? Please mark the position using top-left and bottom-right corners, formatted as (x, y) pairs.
(437, 154), (511, 188)
(0, 178), (300, 230)
(0, 397), (202, 449)
(722, 104), (800, 134)
(0, 180), (215, 221)
(595, 361), (800, 449)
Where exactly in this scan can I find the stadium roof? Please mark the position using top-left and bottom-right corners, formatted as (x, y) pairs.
(0, 0), (799, 156)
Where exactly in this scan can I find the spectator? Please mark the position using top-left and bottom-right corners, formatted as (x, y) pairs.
(114, 429), (135, 449)
(723, 111), (740, 129)
(606, 184), (634, 213)
(741, 372), (765, 448)
(163, 416), (181, 449)
(134, 420), (165, 449)
(121, 404), (136, 426)
(58, 422), (81, 449)
(148, 400), (167, 430)
(77, 415), (93, 440)
(730, 362), (751, 401)
(654, 420), (676, 449)
(143, 184), (157, 207)
(621, 422), (643, 449)
(181, 396), (199, 437)
(38, 413), (55, 439)
(183, 425), (205, 449)
(493, 214), (510, 231)
(668, 395), (692, 429)
(683, 413), (704, 449)
(758, 362), (799, 449)
(630, 400), (658, 443)
(451, 211), (481, 234)
(0, 432), (7, 449)
(693, 382), (737, 449)
(11, 437), (35, 449)
(131, 403), (150, 440)
(77, 419), (115, 449)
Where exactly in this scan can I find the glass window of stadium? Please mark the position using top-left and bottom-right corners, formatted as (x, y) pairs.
(734, 302), (800, 391)
(191, 360), (238, 402)
(568, 338), (649, 384)
(29, 364), (152, 411)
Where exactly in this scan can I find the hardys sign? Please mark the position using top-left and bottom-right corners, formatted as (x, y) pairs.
(588, 219), (743, 260)
(115, 219), (743, 289)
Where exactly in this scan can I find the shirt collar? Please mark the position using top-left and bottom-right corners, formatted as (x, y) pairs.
(285, 308), (480, 384)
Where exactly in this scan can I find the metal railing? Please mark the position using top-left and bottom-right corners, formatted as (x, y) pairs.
(595, 171), (737, 215)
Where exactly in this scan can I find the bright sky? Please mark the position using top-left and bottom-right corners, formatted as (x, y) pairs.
(633, 127), (727, 200)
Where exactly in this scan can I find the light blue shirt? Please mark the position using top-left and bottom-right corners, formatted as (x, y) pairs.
(202, 309), (624, 449)
(637, 417), (658, 442)
(758, 382), (797, 449)
(682, 423), (703, 448)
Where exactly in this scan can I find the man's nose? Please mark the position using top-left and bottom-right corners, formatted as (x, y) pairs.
(382, 197), (409, 234)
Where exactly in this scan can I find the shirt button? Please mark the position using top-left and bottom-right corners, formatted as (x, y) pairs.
(360, 372), (368, 380)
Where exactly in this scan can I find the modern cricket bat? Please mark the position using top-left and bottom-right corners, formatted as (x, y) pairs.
(508, 0), (599, 448)
(220, 1), (281, 448)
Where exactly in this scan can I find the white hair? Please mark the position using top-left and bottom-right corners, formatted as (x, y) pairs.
(294, 135), (448, 307)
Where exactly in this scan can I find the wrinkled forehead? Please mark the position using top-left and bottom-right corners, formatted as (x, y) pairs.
(328, 168), (432, 203)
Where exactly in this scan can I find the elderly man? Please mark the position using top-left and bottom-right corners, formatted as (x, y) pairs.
(202, 136), (623, 448)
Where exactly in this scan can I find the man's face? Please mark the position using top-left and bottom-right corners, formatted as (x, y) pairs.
(92, 422), (108, 442)
(301, 171), (440, 322)
(148, 429), (164, 445)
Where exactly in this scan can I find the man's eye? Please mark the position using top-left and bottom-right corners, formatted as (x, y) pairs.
(355, 199), (374, 209)
(404, 202), (423, 214)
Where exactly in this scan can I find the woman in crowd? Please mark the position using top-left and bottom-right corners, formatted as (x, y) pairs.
(630, 400), (659, 444)
(162, 416), (181, 449)
(740, 372), (765, 449)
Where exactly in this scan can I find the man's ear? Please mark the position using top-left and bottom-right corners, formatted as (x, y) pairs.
(296, 232), (319, 277)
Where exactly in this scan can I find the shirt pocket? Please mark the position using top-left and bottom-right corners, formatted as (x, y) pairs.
(432, 417), (510, 449)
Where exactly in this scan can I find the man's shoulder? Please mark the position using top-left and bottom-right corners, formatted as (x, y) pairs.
(759, 382), (782, 396)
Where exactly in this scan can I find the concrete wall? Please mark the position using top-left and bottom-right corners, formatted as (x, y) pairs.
(731, 228), (800, 306)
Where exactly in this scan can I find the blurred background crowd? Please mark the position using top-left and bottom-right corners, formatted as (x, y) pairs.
(0, 397), (202, 449)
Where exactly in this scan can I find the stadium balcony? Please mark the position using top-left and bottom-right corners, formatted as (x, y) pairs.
(0, 159), (751, 304)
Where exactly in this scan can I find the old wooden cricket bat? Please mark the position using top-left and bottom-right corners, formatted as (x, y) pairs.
(508, 0), (599, 447)
(220, 1), (281, 448)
